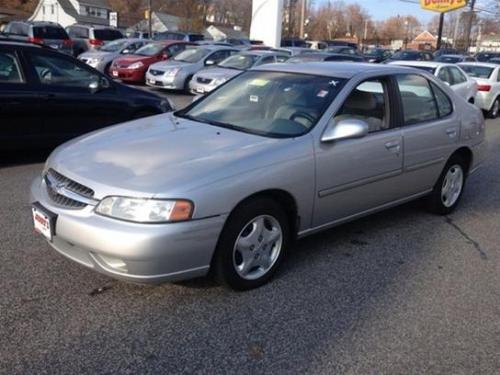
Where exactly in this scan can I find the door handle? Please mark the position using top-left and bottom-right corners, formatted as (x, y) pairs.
(385, 141), (401, 153)
(446, 128), (458, 138)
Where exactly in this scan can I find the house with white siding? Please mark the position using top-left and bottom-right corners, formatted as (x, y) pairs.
(29, 0), (111, 28)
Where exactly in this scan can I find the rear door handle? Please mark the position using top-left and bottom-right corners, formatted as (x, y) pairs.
(385, 141), (401, 153)
(446, 128), (458, 138)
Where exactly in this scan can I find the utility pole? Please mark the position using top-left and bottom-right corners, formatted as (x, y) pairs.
(464, 0), (476, 53)
(148, 0), (152, 39)
(299, 0), (306, 39)
(436, 12), (445, 50)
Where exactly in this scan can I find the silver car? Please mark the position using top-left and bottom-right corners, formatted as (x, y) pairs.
(145, 45), (238, 90)
(190, 51), (289, 95)
(78, 38), (150, 74)
(31, 63), (486, 290)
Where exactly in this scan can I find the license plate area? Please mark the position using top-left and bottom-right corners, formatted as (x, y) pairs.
(32, 202), (57, 241)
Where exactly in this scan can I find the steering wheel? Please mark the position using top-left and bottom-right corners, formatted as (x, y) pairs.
(290, 111), (315, 126)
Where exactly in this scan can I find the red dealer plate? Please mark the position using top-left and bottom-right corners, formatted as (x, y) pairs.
(32, 203), (56, 241)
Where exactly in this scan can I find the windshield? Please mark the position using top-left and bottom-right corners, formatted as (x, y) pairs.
(100, 39), (129, 52)
(391, 51), (419, 60)
(436, 55), (461, 63)
(218, 54), (258, 70)
(174, 48), (209, 63)
(135, 43), (164, 56)
(33, 26), (68, 39)
(459, 65), (494, 79)
(177, 71), (346, 138)
(365, 48), (382, 56)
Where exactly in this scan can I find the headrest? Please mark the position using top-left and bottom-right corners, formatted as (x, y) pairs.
(344, 90), (377, 111)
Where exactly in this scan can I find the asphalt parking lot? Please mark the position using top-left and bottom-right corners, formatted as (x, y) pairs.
(1, 92), (500, 374)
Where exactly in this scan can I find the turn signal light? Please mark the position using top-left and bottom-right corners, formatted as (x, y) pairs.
(477, 84), (491, 92)
(89, 39), (104, 46)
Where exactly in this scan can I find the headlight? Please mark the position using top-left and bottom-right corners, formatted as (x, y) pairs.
(95, 197), (193, 223)
(213, 78), (227, 85)
(128, 61), (144, 69)
(165, 67), (180, 77)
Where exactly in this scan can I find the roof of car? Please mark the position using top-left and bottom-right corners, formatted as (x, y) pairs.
(0, 38), (43, 48)
(240, 50), (283, 56)
(388, 61), (451, 68)
(253, 62), (414, 78)
(457, 62), (499, 68)
(440, 54), (466, 58)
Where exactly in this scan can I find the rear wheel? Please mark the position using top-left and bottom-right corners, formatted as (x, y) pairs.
(426, 155), (467, 215)
(487, 97), (499, 119)
(213, 198), (290, 290)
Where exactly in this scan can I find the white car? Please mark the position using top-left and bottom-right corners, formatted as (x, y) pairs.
(458, 62), (500, 118)
(389, 61), (477, 104)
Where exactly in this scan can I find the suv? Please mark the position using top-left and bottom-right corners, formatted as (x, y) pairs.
(0, 39), (171, 149)
(66, 24), (123, 56)
(153, 31), (204, 42)
(2, 21), (72, 55)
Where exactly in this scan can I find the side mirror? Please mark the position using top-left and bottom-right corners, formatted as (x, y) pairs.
(121, 48), (130, 54)
(89, 77), (110, 94)
(89, 80), (99, 94)
(321, 119), (369, 142)
(205, 59), (215, 66)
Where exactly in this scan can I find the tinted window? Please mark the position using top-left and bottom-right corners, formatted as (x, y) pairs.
(219, 54), (258, 70)
(276, 55), (289, 63)
(334, 80), (389, 133)
(67, 26), (89, 38)
(188, 34), (204, 42)
(0, 52), (24, 83)
(33, 26), (68, 39)
(259, 55), (276, 65)
(94, 29), (123, 41)
(396, 74), (438, 125)
(8, 22), (28, 36)
(431, 82), (452, 118)
(30, 53), (100, 88)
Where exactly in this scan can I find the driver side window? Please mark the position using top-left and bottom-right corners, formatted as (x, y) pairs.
(30, 53), (100, 88)
(333, 79), (389, 133)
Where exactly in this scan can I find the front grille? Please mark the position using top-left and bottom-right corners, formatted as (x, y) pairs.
(149, 69), (164, 76)
(197, 77), (212, 84)
(45, 169), (94, 209)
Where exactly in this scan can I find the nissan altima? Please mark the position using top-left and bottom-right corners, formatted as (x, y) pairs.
(31, 63), (486, 290)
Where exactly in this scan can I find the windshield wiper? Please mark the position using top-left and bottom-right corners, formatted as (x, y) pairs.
(176, 113), (240, 131)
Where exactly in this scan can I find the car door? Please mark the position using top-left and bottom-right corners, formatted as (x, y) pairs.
(25, 49), (130, 142)
(396, 73), (459, 195)
(313, 76), (404, 226)
(0, 46), (44, 148)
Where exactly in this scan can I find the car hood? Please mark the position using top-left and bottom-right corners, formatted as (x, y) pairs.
(114, 55), (152, 65)
(150, 60), (194, 70)
(195, 67), (241, 80)
(47, 114), (286, 198)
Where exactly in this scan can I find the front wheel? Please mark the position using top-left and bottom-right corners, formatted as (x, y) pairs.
(213, 198), (290, 290)
(426, 156), (467, 215)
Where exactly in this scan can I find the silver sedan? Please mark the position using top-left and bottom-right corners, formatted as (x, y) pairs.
(31, 63), (486, 290)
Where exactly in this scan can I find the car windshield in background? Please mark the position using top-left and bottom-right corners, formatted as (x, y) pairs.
(135, 43), (163, 56)
(100, 39), (129, 52)
(218, 54), (258, 70)
(436, 56), (461, 63)
(94, 29), (123, 41)
(33, 26), (67, 39)
(177, 71), (346, 138)
(476, 53), (500, 62)
(174, 48), (209, 63)
(459, 65), (494, 79)
(392, 51), (420, 60)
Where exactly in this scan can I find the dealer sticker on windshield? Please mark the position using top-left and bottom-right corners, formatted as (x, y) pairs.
(249, 95), (259, 103)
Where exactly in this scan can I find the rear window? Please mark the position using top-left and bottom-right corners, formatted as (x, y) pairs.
(33, 26), (68, 39)
(459, 65), (494, 79)
(188, 34), (204, 42)
(404, 65), (436, 74)
(93, 29), (123, 41)
(67, 26), (89, 38)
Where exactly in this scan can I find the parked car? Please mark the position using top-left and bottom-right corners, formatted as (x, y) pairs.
(364, 48), (392, 63)
(435, 54), (477, 63)
(0, 40), (171, 149)
(31, 62), (485, 290)
(221, 38), (252, 47)
(489, 58), (500, 65)
(287, 52), (364, 63)
(322, 40), (358, 49)
(110, 41), (193, 83)
(146, 45), (238, 91)
(458, 62), (500, 118)
(189, 51), (289, 94)
(270, 47), (315, 56)
(433, 48), (459, 58)
(474, 52), (500, 62)
(78, 38), (150, 74)
(126, 31), (151, 39)
(388, 61), (477, 104)
(281, 38), (308, 47)
(66, 25), (123, 56)
(384, 49), (434, 62)
(326, 46), (364, 60)
(306, 41), (328, 50)
(2, 21), (73, 55)
(154, 31), (204, 42)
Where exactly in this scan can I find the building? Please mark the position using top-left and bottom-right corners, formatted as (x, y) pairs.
(0, 7), (31, 28)
(204, 25), (248, 41)
(128, 11), (185, 33)
(408, 30), (437, 50)
(29, 0), (111, 28)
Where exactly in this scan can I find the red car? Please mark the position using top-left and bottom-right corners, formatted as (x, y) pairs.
(110, 41), (193, 83)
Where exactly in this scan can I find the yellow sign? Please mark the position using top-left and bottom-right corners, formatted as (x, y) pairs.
(420, 0), (467, 13)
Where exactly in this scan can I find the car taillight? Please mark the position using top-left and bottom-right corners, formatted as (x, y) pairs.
(89, 39), (103, 46)
(478, 84), (491, 92)
(28, 37), (44, 44)
(63, 38), (73, 47)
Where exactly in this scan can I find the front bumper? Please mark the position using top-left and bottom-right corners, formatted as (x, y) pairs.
(110, 67), (146, 82)
(30, 176), (227, 284)
(189, 79), (218, 95)
(145, 71), (186, 90)
(474, 92), (495, 111)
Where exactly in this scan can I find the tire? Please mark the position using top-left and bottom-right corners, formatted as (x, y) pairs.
(213, 198), (290, 290)
(486, 97), (499, 119)
(426, 155), (467, 215)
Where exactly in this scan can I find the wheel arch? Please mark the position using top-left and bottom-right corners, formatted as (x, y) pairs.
(449, 146), (473, 175)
